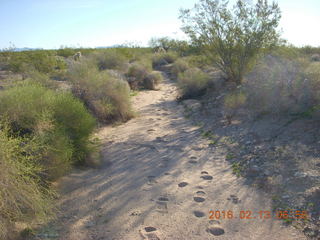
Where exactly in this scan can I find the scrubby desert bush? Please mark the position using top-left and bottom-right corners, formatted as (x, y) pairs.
(91, 50), (128, 71)
(223, 91), (247, 123)
(300, 45), (320, 55)
(0, 126), (55, 240)
(126, 62), (162, 90)
(8, 51), (67, 74)
(143, 71), (163, 90)
(112, 47), (152, 62)
(0, 83), (95, 168)
(311, 54), (320, 62)
(185, 55), (211, 69)
(149, 37), (193, 56)
(57, 47), (77, 58)
(271, 45), (301, 60)
(68, 60), (133, 122)
(152, 51), (178, 69)
(171, 58), (190, 78)
(244, 55), (320, 115)
(178, 67), (211, 98)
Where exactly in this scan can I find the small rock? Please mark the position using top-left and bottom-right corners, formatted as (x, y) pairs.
(294, 172), (307, 178)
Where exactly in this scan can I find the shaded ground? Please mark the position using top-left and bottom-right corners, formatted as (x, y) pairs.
(35, 77), (307, 240)
(185, 81), (320, 239)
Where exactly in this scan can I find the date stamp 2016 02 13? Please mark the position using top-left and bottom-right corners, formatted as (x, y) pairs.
(209, 210), (309, 220)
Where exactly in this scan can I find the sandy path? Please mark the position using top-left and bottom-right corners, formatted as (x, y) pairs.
(52, 77), (306, 240)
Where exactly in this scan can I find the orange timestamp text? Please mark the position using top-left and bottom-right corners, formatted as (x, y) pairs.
(209, 210), (309, 220)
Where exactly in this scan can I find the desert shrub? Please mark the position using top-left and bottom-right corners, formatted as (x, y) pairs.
(112, 47), (152, 62)
(126, 62), (162, 90)
(21, 70), (60, 90)
(311, 54), (320, 62)
(152, 51), (178, 69)
(68, 61), (133, 122)
(185, 55), (211, 69)
(244, 55), (320, 115)
(224, 91), (247, 110)
(272, 45), (301, 60)
(126, 63), (150, 82)
(171, 58), (190, 79)
(143, 71), (163, 90)
(0, 125), (55, 240)
(133, 55), (153, 70)
(57, 47), (77, 58)
(223, 91), (247, 123)
(91, 50), (128, 72)
(178, 67), (211, 98)
(300, 45), (320, 55)
(180, 0), (281, 84)
(0, 83), (95, 167)
(304, 62), (320, 102)
(8, 51), (66, 74)
(149, 37), (192, 56)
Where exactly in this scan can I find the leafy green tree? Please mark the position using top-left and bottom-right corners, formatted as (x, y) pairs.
(180, 0), (281, 84)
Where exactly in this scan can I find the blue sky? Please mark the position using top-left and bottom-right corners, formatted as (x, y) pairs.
(0, 0), (319, 49)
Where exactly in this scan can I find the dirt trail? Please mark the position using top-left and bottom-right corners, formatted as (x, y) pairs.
(50, 77), (306, 240)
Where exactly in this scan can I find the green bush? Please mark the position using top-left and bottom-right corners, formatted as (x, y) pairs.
(178, 67), (211, 98)
(180, 0), (281, 85)
(0, 125), (55, 240)
(68, 60), (133, 122)
(0, 83), (96, 167)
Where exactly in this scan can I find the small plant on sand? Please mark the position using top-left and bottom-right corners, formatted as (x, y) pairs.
(232, 162), (243, 177)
